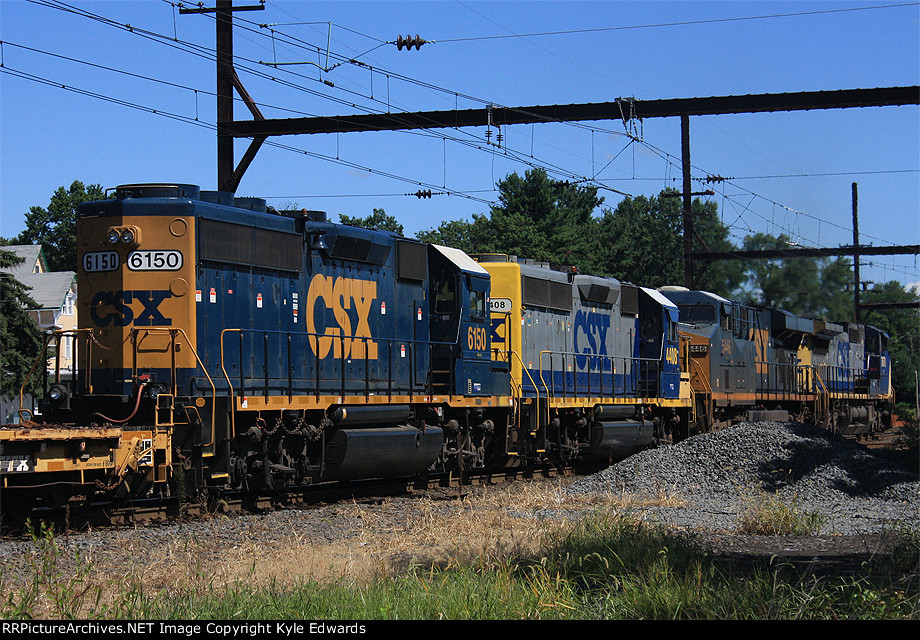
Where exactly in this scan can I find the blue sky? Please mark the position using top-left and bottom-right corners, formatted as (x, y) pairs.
(1, 0), (918, 290)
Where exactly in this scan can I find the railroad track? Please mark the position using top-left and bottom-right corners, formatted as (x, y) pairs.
(1, 463), (565, 535)
(855, 429), (906, 450)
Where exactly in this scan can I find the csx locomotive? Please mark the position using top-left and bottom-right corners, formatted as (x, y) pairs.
(0, 184), (893, 517)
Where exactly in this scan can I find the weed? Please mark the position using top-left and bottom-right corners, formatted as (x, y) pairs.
(738, 472), (826, 535)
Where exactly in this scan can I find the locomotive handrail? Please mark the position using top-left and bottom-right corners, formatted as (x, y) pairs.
(219, 328), (243, 436)
(536, 349), (621, 401)
(536, 348), (664, 402)
(687, 354), (713, 429)
(689, 356), (712, 394)
(17, 329), (96, 415)
(508, 349), (543, 427)
(18, 331), (55, 414)
(132, 327), (218, 448)
(755, 359), (813, 396)
(815, 363), (873, 399)
(755, 359), (872, 399)
(218, 326), (458, 404)
(811, 365), (830, 424)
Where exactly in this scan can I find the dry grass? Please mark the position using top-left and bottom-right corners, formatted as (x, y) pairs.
(198, 477), (687, 588)
(3, 476), (690, 607)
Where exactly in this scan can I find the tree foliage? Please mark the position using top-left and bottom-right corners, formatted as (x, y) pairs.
(595, 189), (743, 297)
(0, 249), (43, 398)
(339, 208), (404, 236)
(418, 168), (605, 272)
(738, 232), (854, 320)
(418, 175), (741, 298)
(6, 181), (106, 272)
(861, 282), (920, 405)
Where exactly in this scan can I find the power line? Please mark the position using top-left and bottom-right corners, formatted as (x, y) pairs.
(0, 64), (500, 206)
(632, 137), (916, 252)
(434, 3), (919, 43)
(28, 0), (639, 195)
(16, 0), (919, 266)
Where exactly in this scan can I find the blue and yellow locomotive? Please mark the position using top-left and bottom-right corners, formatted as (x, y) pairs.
(660, 286), (893, 435)
(1, 183), (685, 514)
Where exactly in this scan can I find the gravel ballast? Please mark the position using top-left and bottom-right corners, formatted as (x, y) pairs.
(0, 421), (916, 588)
(568, 421), (920, 535)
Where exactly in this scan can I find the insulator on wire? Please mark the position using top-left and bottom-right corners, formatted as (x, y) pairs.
(396, 34), (427, 50)
(413, 189), (433, 199)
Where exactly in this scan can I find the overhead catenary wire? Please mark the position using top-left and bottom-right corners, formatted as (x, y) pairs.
(14, 2), (638, 199)
(434, 3), (919, 43)
(16, 0), (918, 282)
(30, 0), (628, 191)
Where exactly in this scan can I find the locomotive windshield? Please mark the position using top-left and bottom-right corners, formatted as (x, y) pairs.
(434, 273), (457, 314)
(678, 303), (715, 325)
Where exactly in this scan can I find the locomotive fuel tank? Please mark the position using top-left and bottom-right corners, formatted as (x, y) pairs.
(322, 426), (444, 481)
(589, 420), (654, 460)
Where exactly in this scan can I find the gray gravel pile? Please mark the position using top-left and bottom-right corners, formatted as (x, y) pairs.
(568, 421), (920, 534)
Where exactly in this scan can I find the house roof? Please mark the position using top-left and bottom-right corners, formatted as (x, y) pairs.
(14, 272), (76, 310)
(1, 245), (47, 275)
(2, 245), (74, 310)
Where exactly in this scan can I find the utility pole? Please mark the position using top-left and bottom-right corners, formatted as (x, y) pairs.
(681, 115), (692, 289)
(852, 182), (861, 323)
(180, 0), (265, 193)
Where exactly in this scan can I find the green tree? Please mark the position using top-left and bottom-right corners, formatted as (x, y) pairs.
(861, 281), (920, 407)
(339, 208), (404, 236)
(0, 249), (43, 398)
(416, 218), (482, 253)
(417, 168), (605, 272)
(819, 257), (856, 321)
(7, 181), (106, 272)
(739, 232), (854, 320)
(484, 169), (604, 272)
(596, 189), (744, 296)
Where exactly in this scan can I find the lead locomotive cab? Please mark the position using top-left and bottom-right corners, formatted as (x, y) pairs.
(428, 244), (508, 397)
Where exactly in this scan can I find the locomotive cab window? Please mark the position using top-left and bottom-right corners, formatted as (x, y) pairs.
(678, 304), (715, 325)
(467, 276), (489, 320)
(469, 290), (487, 320)
(720, 305), (732, 332)
(434, 273), (457, 314)
(640, 309), (660, 340)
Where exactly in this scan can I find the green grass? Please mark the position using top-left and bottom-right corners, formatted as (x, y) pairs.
(3, 512), (918, 620)
(738, 493), (827, 536)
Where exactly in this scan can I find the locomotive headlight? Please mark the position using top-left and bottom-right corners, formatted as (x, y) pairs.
(147, 383), (168, 399)
(47, 383), (70, 408)
(105, 225), (140, 246)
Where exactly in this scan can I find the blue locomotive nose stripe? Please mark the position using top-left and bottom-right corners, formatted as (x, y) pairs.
(490, 319), (504, 343)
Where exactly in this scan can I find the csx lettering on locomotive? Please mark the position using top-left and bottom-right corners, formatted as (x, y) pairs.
(574, 309), (611, 370)
(305, 274), (378, 359)
(90, 290), (173, 327)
